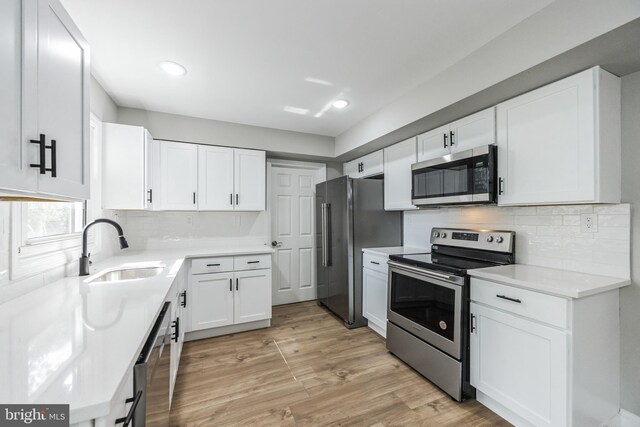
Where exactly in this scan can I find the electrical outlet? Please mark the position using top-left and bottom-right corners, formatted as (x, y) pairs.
(581, 213), (598, 233)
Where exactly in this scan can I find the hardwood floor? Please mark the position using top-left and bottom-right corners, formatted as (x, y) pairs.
(170, 301), (510, 426)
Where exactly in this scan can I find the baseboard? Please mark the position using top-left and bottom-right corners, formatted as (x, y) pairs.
(185, 319), (271, 342)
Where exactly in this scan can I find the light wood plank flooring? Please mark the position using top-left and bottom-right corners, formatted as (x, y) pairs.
(170, 301), (510, 426)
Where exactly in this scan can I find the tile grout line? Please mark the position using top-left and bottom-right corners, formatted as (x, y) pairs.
(273, 338), (297, 382)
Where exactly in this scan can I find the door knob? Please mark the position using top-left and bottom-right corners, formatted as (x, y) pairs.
(271, 241), (282, 248)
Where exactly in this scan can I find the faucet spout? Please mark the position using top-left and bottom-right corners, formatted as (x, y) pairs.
(79, 218), (129, 276)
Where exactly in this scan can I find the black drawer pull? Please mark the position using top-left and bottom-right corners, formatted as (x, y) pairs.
(48, 139), (57, 177)
(181, 290), (187, 308)
(30, 134), (46, 174)
(247, 261), (260, 264)
(206, 263), (221, 267)
(115, 390), (142, 426)
(496, 294), (521, 304)
(172, 318), (180, 342)
(370, 261), (380, 265)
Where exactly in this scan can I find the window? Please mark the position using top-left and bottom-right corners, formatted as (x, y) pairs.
(24, 202), (84, 242)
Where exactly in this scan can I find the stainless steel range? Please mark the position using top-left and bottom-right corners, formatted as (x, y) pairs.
(386, 227), (515, 401)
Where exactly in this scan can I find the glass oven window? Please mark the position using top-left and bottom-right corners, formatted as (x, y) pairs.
(390, 271), (456, 341)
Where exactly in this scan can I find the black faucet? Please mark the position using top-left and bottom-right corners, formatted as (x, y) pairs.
(79, 218), (129, 276)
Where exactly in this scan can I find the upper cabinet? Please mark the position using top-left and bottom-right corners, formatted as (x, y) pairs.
(383, 137), (417, 211)
(344, 150), (383, 178)
(417, 107), (495, 162)
(497, 67), (621, 206)
(198, 146), (266, 211)
(103, 123), (156, 210)
(0, 0), (90, 200)
(159, 141), (199, 211)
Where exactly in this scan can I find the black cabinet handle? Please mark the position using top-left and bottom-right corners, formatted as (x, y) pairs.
(443, 133), (448, 148)
(230, 193), (233, 205)
(498, 177), (504, 195)
(229, 278), (232, 291)
(370, 261), (380, 265)
(236, 194), (239, 205)
(181, 291), (187, 308)
(236, 278), (239, 291)
(147, 189), (153, 203)
(247, 261), (260, 264)
(30, 134), (47, 174)
(470, 313), (476, 333)
(496, 294), (521, 304)
(172, 318), (180, 342)
(449, 131), (455, 146)
(206, 263), (220, 267)
(193, 192), (196, 204)
(47, 139), (57, 177)
(115, 390), (142, 426)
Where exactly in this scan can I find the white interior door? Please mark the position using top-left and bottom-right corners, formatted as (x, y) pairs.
(269, 165), (320, 305)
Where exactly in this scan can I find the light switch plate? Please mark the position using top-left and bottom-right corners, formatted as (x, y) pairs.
(581, 213), (598, 233)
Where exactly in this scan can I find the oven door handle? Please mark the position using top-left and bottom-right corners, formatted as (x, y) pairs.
(388, 261), (453, 282)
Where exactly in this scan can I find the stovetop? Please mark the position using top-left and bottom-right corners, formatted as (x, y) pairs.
(388, 252), (505, 276)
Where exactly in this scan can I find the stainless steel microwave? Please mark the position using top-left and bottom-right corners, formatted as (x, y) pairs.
(411, 145), (497, 207)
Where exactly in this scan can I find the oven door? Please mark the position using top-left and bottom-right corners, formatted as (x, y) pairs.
(411, 145), (496, 206)
(387, 262), (463, 359)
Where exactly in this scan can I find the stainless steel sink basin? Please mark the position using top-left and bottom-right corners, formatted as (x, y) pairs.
(88, 266), (164, 283)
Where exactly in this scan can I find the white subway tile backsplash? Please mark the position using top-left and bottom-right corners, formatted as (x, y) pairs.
(404, 203), (631, 279)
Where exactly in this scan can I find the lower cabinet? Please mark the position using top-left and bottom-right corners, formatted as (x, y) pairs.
(170, 265), (187, 402)
(362, 252), (389, 338)
(470, 277), (621, 427)
(189, 255), (272, 333)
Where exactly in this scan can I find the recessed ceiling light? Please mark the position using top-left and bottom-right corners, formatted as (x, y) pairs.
(284, 106), (309, 115)
(159, 61), (187, 76)
(332, 99), (349, 109)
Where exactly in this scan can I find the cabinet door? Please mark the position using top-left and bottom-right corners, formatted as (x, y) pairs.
(234, 149), (265, 211)
(159, 141), (198, 210)
(497, 69), (595, 205)
(383, 138), (417, 210)
(359, 150), (384, 178)
(0, 0), (37, 193)
(362, 268), (388, 337)
(35, 0), (90, 199)
(449, 107), (495, 153)
(234, 270), (272, 324)
(470, 302), (567, 427)
(197, 145), (234, 211)
(190, 272), (234, 331)
(343, 159), (360, 178)
(417, 124), (450, 162)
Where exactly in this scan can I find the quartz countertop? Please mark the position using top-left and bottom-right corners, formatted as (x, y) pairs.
(468, 264), (630, 299)
(0, 245), (273, 424)
(362, 246), (427, 258)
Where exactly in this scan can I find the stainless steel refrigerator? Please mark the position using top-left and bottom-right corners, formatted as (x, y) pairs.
(316, 176), (402, 328)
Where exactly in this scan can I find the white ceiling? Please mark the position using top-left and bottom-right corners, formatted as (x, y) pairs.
(61, 0), (554, 137)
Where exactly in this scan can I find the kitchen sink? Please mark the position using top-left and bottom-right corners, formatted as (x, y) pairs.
(88, 266), (164, 283)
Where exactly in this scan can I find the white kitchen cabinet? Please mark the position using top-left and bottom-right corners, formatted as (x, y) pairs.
(197, 145), (235, 211)
(470, 276), (621, 427)
(159, 141), (198, 210)
(234, 269), (272, 324)
(169, 264), (187, 402)
(343, 150), (383, 178)
(417, 108), (495, 162)
(0, 0), (89, 200)
(362, 268), (388, 338)
(234, 149), (266, 211)
(470, 302), (567, 427)
(417, 124), (450, 162)
(497, 66), (621, 206)
(190, 272), (235, 331)
(188, 254), (272, 335)
(103, 123), (156, 210)
(383, 137), (417, 210)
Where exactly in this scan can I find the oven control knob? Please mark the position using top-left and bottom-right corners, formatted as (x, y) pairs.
(440, 232), (447, 238)
(434, 231), (440, 238)
(486, 236), (494, 243)
(496, 236), (504, 243)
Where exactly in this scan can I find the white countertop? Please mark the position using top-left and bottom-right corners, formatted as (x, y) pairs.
(362, 246), (427, 258)
(468, 264), (631, 299)
(0, 245), (273, 424)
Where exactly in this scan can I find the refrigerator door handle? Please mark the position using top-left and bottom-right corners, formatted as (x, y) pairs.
(321, 203), (327, 267)
(325, 203), (331, 266)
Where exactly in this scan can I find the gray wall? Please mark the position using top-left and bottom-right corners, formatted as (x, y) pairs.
(117, 107), (334, 159)
(621, 70), (640, 414)
(90, 76), (118, 122)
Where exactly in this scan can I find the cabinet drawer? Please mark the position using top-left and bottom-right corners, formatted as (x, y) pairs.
(362, 253), (389, 275)
(191, 257), (234, 274)
(234, 254), (271, 271)
(471, 278), (568, 329)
